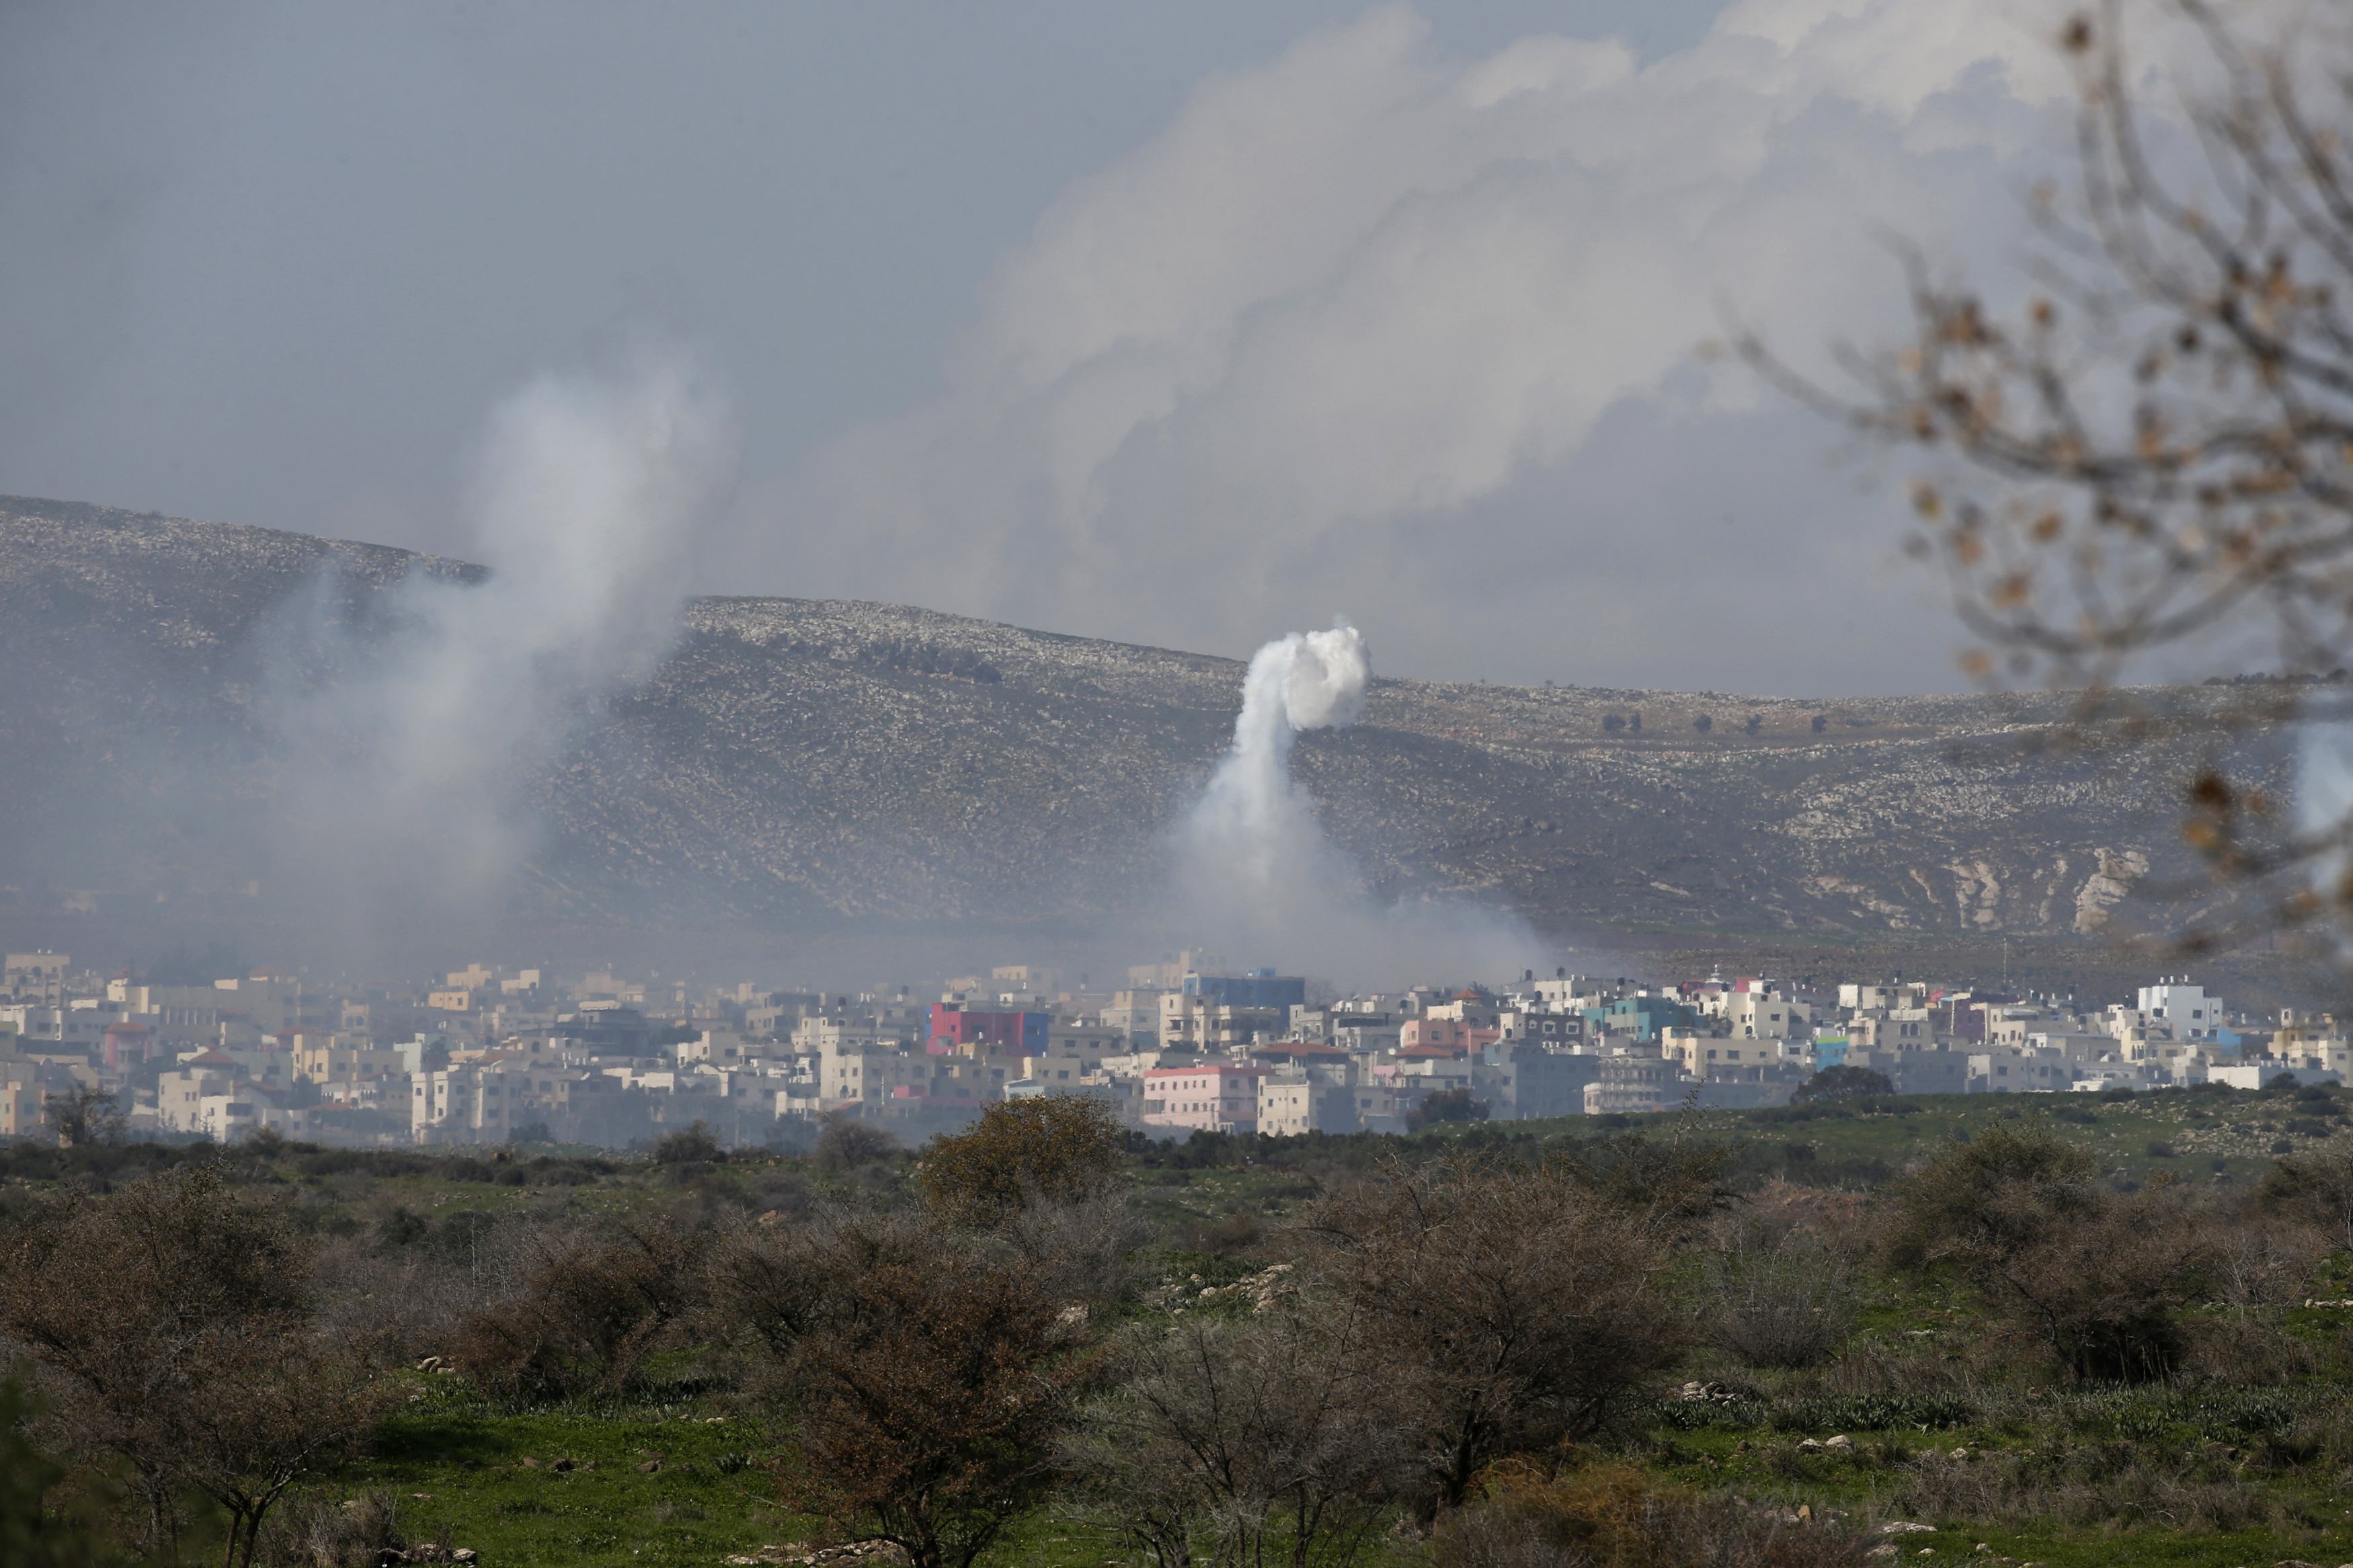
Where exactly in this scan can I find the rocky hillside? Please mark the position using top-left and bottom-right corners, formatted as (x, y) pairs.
(0, 494), (2279, 944)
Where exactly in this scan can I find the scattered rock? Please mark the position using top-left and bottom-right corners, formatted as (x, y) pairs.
(1880, 1522), (1936, 1535)
(636, 1459), (662, 1473)
(723, 1542), (911, 1566)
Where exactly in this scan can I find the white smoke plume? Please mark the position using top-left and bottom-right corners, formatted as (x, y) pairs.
(262, 345), (735, 954)
(1189, 620), (1371, 889)
(1180, 618), (1545, 986)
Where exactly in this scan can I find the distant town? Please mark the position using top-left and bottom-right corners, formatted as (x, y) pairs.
(0, 946), (2329, 1149)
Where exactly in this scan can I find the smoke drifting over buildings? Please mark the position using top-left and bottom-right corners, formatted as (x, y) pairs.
(260, 348), (735, 954)
(1179, 619), (1544, 985)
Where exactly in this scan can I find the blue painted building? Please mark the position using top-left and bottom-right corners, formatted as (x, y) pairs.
(1183, 968), (1307, 1009)
(1582, 995), (1702, 1043)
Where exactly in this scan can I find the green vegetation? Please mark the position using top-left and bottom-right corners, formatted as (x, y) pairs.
(10, 1084), (2353, 1565)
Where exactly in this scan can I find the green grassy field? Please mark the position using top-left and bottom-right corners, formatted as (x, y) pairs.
(15, 1085), (2353, 1567)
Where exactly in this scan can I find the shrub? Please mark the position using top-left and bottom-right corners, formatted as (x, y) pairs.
(1061, 1306), (1408, 1567)
(1306, 1156), (1678, 1513)
(1704, 1222), (1858, 1370)
(1890, 1129), (2219, 1381)
(1554, 1132), (1737, 1234)
(651, 1122), (725, 1165)
(747, 1214), (1100, 1568)
(914, 1097), (1123, 1225)
(251, 1489), (407, 1568)
(2258, 1143), (2353, 1250)
(1408, 1087), (1490, 1129)
(1792, 1066), (1894, 1102)
(1427, 1461), (1874, 1567)
(0, 1167), (385, 1567)
(811, 1118), (896, 1173)
(448, 1220), (702, 1401)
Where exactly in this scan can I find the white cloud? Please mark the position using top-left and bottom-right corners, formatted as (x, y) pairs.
(779, 0), (2081, 693)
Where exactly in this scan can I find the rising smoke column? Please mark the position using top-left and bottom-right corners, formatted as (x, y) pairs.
(1177, 617), (1548, 984)
(1187, 620), (1371, 891)
(263, 343), (735, 954)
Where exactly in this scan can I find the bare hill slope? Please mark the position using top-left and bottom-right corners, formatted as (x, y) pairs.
(0, 495), (2262, 943)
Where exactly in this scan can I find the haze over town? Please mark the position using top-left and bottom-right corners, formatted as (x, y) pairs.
(17, 5), (2353, 1566)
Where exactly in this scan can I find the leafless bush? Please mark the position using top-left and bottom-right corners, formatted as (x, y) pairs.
(2257, 1145), (2353, 1253)
(2208, 1206), (2324, 1311)
(1890, 1127), (2222, 1381)
(994, 1190), (1152, 1311)
(1702, 1215), (1858, 1372)
(1892, 1447), (2306, 1536)
(0, 1167), (387, 1567)
(1427, 1463), (1874, 1568)
(251, 1489), (407, 1568)
(2183, 1313), (2319, 1385)
(1059, 1304), (1409, 1568)
(309, 1237), (477, 1369)
(1304, 1155), (1679, 1514)
(728, 1210), (1099, 1568)
(448, 1217), (703, 1402)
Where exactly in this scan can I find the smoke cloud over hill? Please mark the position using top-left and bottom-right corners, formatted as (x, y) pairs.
(259, 347), (735, 953)
(1179, 618), (1546, 985)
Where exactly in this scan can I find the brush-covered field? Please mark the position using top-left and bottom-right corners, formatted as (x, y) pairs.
(11, 1083), (2353, 1568)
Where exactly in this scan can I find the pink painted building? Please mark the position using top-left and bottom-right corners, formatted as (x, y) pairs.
(1142, 1061), (1267, 1134)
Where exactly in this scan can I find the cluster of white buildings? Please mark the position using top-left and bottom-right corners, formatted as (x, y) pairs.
(0, 945), (2344, 1149)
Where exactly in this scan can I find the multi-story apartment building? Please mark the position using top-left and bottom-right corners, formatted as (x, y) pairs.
(1142, 1061), (1267, 1134)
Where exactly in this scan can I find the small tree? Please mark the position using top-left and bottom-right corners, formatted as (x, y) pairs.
(758, 1216), (1100, 1568)
(1303, 1156), (1676, 1515)
(450, 1218), (701, 1401)
(1792, 1065), (1895, 1102)
(651, 1120), (723, 1165)
(916, 1096), (1125, 1226)
(1891, 1126), (2217, 1380)
(0, 1167), (384, 1566)
(45, 1085), (124, 1148)
(811, 1116), (896, 1173)
(2258, 1143), (2353, 1253)
(1692, 714), (1712, 733)
(1062, 1305), (1408, 1568)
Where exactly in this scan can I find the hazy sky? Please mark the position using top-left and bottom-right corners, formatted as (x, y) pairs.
(0, 0), (2073, 696)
